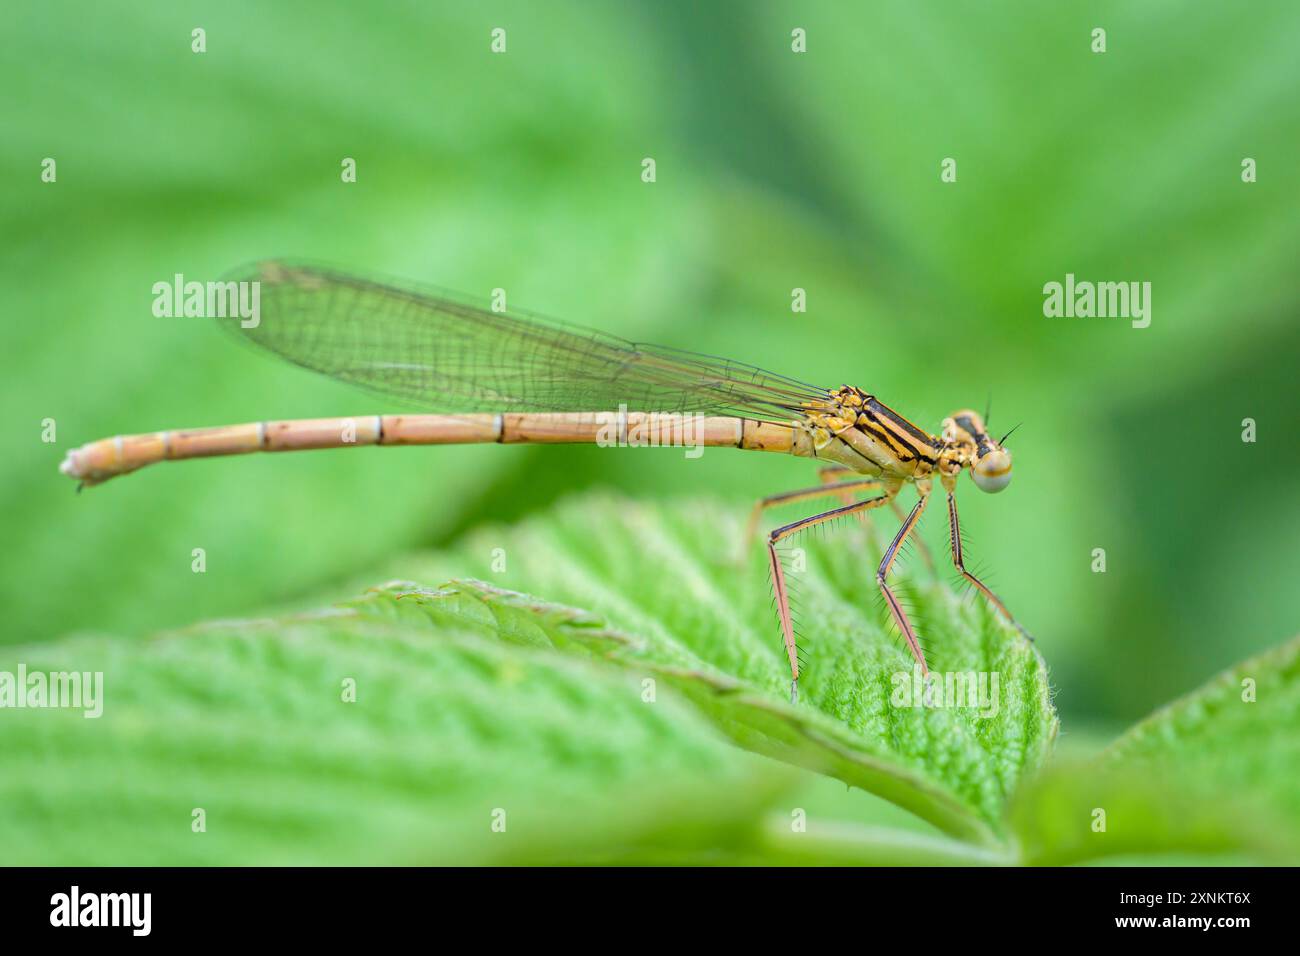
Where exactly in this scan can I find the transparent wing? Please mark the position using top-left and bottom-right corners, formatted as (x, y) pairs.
(224, 261), (833, 420)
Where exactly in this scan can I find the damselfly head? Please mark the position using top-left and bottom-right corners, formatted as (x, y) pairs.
(971, 448), (1012, 493)
(943, 408), (1013, 493)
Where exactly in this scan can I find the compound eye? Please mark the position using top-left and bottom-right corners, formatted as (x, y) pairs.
(971, 450), (1012, 493)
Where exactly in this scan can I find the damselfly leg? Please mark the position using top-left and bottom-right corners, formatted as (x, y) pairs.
(818, 466), (936, 573)
(945, 491), (1031, 640)
(766, 491), (897, 703)
(877, 485), (932, 676)
(742, 477), (885, 556)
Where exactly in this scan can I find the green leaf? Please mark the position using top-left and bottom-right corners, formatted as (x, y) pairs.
(1009, 633), (1300, 864)
(353, 493), (1058, 845)
(0, 614), (790, 865)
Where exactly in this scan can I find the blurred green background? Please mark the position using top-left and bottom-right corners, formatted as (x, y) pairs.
(3, 0), (1297, 742)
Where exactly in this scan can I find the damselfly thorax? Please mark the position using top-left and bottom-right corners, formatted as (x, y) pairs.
(61, 262), (1028, 703)
(796, 386), (946, 482)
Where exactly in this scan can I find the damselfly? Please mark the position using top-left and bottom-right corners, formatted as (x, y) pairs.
(61, 262), (1025, 701)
